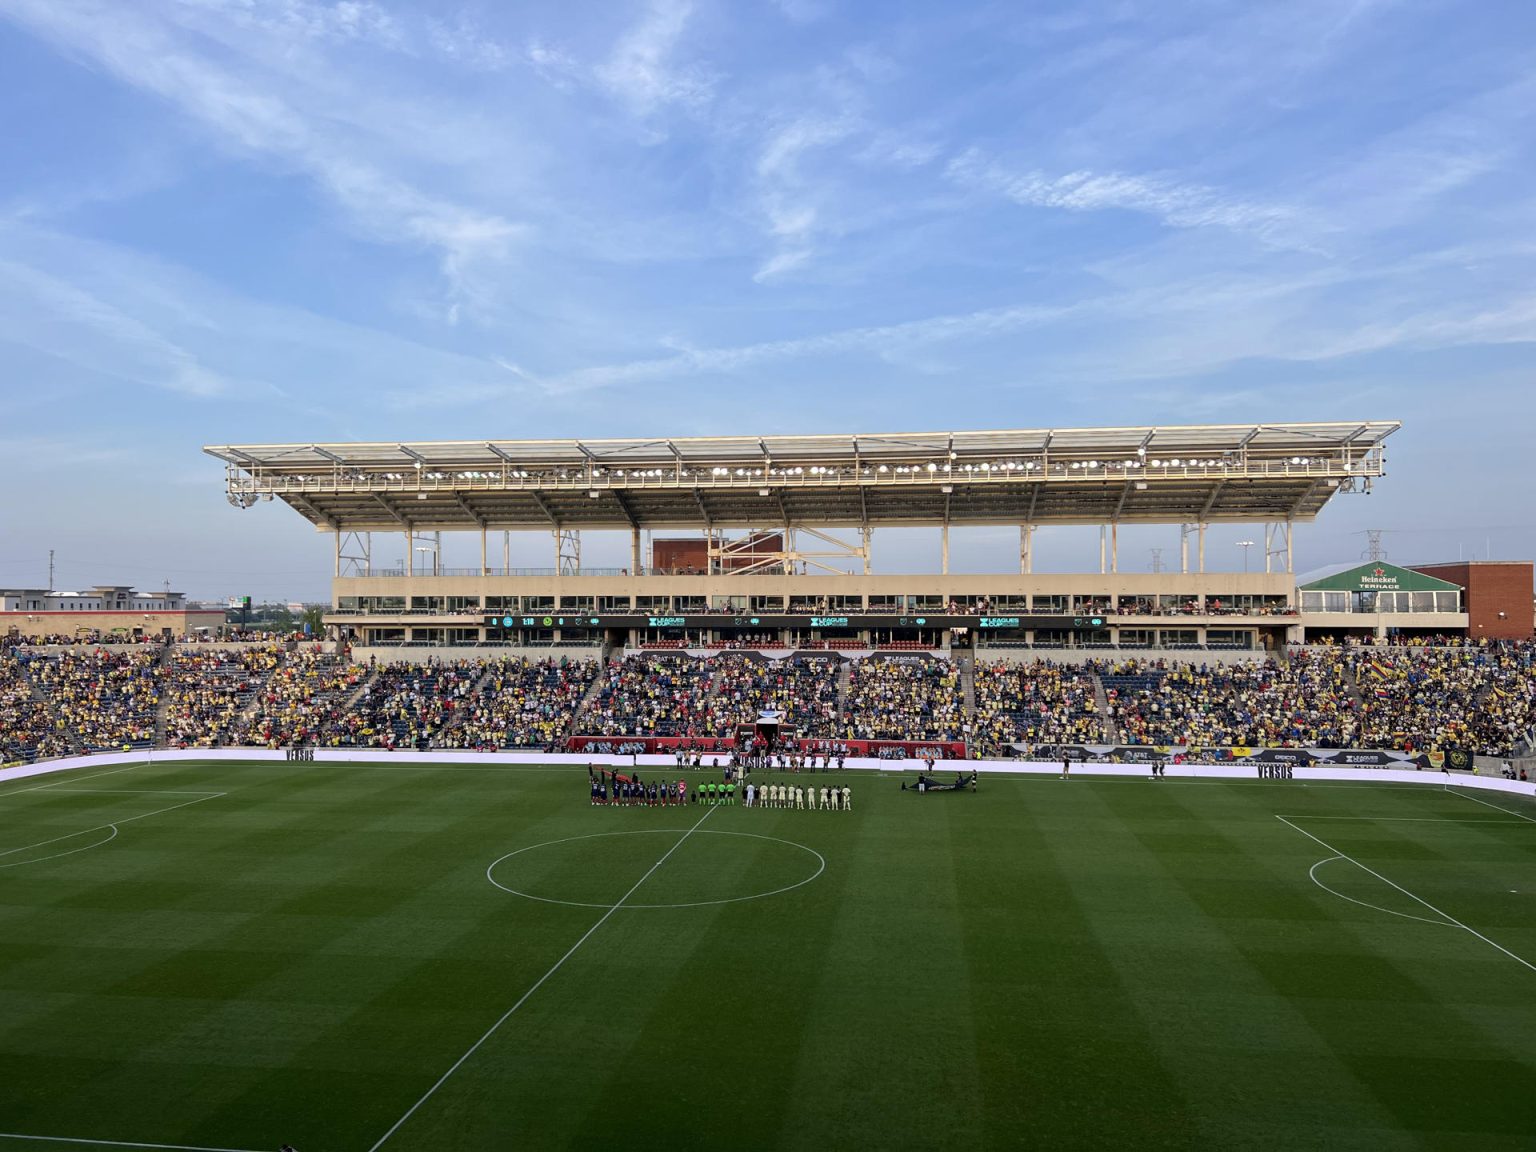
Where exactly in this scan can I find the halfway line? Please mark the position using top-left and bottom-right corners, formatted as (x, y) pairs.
(367, 802), (719, 1152)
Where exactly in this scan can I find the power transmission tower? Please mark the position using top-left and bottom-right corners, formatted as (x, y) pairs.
(1149, 548), (1164, 574)
(1361, 529), (1386, 563)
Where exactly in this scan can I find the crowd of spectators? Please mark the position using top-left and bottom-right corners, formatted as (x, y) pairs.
(973, 660), (1103, 748)
(326, 660), (480, 749)
(1099, 655), (1362, 748)
(444, 657), (600, 749)
(844, 658), (963, 741)
(0, 654), (73, 762)
(244, 650), (364, 747)
(161, 646), (285, 748)
(1346, 643), (1536, 756)
(7, 640), (1535, 764)
(708, 655), (841, 737)
(580, 655), (715, 737)
(28, 648), (162, 750)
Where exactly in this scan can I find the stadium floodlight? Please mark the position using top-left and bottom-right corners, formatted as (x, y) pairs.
(758, 488), (770, 497)
(1236, 540), (1255, 571)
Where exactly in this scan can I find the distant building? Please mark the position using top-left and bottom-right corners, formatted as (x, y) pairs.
(0, 585), (227, 640)
(1409, 561), (1535, 641)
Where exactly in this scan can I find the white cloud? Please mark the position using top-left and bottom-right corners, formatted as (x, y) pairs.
(427, 13), (510, 70)
(0, 256), (230, 397)
(752, 114), (859, 280)
(177, 0), (405, 49)
(947, 149), (1303, 244)
(0, 0), (525, 310)
(595, 0), (716, 117)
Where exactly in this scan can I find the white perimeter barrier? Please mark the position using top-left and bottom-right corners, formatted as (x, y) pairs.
(4, 748), (1535, 800)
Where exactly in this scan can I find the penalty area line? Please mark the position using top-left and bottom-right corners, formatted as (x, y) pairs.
(1443, 786), (1536, 825)
(1276, 815), (1536, 975)
(0, 1131), (265, 1152)
(0, 794), (222, 862)
(366, 803), (719, 1152)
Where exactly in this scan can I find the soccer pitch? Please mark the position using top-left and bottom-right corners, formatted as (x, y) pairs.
(1, 761), (1533, 1151)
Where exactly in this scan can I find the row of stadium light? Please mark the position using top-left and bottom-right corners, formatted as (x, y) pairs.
(353, 454), (1334, 484)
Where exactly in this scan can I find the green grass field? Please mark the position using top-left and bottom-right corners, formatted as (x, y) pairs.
(1, 760), (1534, 1152)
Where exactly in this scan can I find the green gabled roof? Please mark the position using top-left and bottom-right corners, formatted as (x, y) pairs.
(1300, 562), (1461, 593)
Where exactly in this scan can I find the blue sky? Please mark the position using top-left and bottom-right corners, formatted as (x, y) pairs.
(1, 0), (1533, 600)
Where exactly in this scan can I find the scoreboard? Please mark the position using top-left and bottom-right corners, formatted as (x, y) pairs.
(483, 613), (1108, 630)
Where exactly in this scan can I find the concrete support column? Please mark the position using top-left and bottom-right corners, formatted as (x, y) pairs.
(480, 528), (488, 577)
(1020, 525), (1034, 574)
(1286, 520), (1294, 573)
(941, 524), (950, 575)
(1099, 525), (1107, 574)
(1198, 523), (1207, 573)
(1111, 522), (1119, 574)
(502, 531), (510, 574)
(333, 531), (341, 578)
(861, 526), (872, 576)
(405, 529), (414, 575)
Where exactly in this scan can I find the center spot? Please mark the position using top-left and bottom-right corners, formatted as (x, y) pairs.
(487, 829), (825, 909)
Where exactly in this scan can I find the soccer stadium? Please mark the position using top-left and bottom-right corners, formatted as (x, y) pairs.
(2, 420), (1535, 1150)
(7, 4), (1536, 1149)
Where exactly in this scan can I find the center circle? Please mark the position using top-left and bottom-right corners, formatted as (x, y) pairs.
(486, 829), (825, 909)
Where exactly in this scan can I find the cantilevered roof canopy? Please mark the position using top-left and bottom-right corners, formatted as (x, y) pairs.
(206, 421), (1398, 532)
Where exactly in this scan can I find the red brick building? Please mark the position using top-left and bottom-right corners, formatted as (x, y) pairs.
(1410, 561), (1534, 640)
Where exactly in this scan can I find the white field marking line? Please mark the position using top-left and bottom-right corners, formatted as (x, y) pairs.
(0, 826), (118, 870)
(1275, 815), (1526, 823)
(368, 803), (719, 1152)
(1277, 815), (1536, 975)
(44, 789), (222, 797)
(0, 794), (222, 861)
(486, 828), (826, 909)
(1444, 786), (1536, 825)
(0, 763), (146, 798)
(0, 1132), (265, 1152)
(1008, 777), (1434, 790)
(1307, 855), (1450, 927)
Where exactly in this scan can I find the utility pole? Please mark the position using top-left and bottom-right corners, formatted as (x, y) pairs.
(1361, 529), (1386, 563)
(1149, 548), (1164, 574)
(48, 550), (54, 591)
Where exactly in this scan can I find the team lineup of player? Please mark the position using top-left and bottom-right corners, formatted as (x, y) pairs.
(590, 768), (851, 810)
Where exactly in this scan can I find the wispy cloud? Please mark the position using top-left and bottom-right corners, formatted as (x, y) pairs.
(0, 255), (230, 397)
(594, 0), (716, 119)
(752, 115), (859, 280)
(947, 149), (1304, 244)
(0, 0), (525, 311)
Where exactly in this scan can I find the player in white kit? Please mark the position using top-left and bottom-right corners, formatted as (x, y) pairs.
(841, 785), (851, 811)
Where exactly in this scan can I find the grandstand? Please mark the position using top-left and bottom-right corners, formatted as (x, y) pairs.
(0, 421), (1530, 770)
(204, 422), (1430, 653)
(3, 420), (1535, 768)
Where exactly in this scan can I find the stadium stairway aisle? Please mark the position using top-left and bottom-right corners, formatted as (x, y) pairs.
(20, 659), (80, 756)
(1092, 670), (1118, 743)
(338, 663), (377, 712)
(565, 660), (612, 740)
(438, 659), (505, 742)
(835, 659), (852, 728)
(151, 643), (173, 746)
(1340, 659), (1367, 712)
(958, 651), (976, 729)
